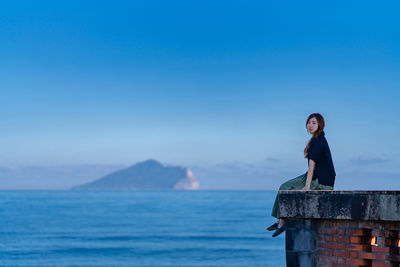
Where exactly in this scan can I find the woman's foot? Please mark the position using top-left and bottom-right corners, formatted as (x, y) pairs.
(266, 221), (279, 231)
(272, 219), (286, 237)
(272, 224), (287, 237)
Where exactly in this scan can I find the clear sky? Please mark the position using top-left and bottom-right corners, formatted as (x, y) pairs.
(1, 1), (399, 189)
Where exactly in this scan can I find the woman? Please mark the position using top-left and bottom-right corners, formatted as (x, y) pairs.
(267, 113), (336, 237)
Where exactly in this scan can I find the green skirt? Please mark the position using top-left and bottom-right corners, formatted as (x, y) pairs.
(271, 173), (333, 218)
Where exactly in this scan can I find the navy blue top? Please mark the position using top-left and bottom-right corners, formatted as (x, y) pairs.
(306, 135), (336, 186)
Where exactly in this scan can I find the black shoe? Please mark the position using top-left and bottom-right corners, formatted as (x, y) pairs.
(272, 224), (287, 237)
(266, 222), (279, 231)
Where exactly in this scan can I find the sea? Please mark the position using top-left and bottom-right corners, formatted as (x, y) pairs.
(0, 191), (285, 267)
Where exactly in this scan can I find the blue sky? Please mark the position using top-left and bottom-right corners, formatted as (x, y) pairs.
(1, 1), (399, 189)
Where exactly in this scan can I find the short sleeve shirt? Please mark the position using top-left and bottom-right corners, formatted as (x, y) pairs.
(307, 135), (336, 186)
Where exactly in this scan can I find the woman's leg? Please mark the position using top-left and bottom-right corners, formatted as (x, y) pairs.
(271, 173), (307, 218)
(269, 174), (307, 236)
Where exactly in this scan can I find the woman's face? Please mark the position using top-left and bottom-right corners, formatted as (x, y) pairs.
(307, 117), (319, 134)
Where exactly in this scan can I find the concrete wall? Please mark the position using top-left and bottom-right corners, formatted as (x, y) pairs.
(278, 191), (400, 267)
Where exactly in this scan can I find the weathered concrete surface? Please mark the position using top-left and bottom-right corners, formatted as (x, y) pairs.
(285, 219), (318, 267)
(278, 190), (400, 221)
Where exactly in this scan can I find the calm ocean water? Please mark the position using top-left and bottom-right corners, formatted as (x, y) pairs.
(0, 191), (285, 267)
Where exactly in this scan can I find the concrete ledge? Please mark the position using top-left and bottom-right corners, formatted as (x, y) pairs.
(278, 190), (400, 221)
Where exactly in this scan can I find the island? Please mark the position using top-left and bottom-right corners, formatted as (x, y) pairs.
(71, 159), (200, 190)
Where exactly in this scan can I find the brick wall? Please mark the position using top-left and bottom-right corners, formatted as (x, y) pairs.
(317, 220), (400, 266)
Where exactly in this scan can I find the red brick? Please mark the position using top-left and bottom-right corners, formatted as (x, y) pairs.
(318, 256), (338, 264)
(350, 236), (370, 244)
(349, 236), (362, 243)
(348, 221), (359, 227)
(383, 238), (399, 246)
(346, 258), (371, 265)
(333, 235), (349, 243)
(337, 243), (346, 250)
(336, 229), (346, 235)
(358, 251), (376, 260)
(385, 222), (400, 230)
(320, 221), (335, 227)
(324, 228), (337, 235)
(324, 235), (333, 242)
(346, 244), (370, 251)
(320, 242), (337, 249)
(358, 222), (376, 229)
(350, 229), (372, 236)
(349, 251), (359, 258)
(336, 257), (347, 264)
(371, 246), (390, 253)
(337, 221), (358, 229)
(319, 228), (336, 234)
(318, 249), (334, 256)
(371, 261), (391, 267)
(334, 250), (349, 257)
(375, 254), (388, 261)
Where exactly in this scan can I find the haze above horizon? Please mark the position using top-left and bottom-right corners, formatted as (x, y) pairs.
(1, 0), (399, 189)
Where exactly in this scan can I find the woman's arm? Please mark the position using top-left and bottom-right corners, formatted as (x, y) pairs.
(302, 159), (315, 190)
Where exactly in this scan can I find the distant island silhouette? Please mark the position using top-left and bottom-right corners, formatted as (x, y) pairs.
(71, 159), (199, 190)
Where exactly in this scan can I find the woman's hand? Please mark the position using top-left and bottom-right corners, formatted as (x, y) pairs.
(301, 184), (311, 190)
